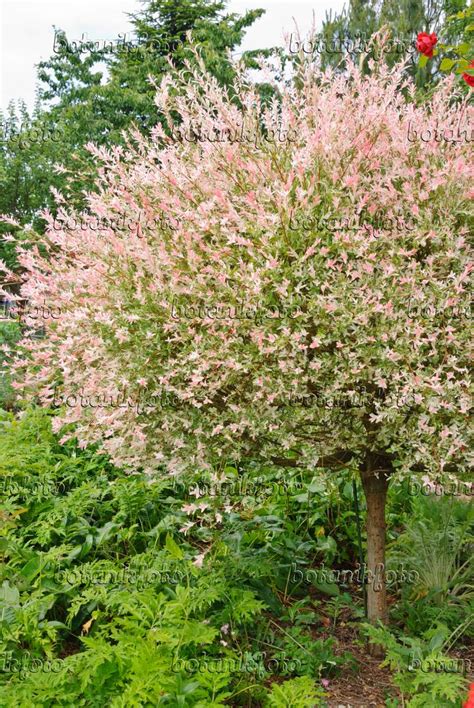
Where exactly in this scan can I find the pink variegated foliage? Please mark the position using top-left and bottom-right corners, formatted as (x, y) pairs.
(3, 38), (472, 480)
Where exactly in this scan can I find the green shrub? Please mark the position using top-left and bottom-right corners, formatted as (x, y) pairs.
(0, 320), (21, 409)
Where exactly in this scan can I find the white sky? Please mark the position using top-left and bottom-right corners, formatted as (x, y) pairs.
(0, 0), (346, 113)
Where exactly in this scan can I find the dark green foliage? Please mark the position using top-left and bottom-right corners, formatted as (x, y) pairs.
(0, 321), (21, 409)
(1, 0), (266, 277)
(33, 0), (266, 210)
(0, 408), (470, 705)
(317, 0), (470, 87)
(0, 408), (338, 705)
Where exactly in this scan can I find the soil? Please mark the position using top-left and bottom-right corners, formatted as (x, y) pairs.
(270, 586), (473, 707)
(322, 622), (400, 707)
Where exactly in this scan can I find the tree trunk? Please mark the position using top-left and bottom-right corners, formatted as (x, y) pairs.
(360, 453), (392, 656)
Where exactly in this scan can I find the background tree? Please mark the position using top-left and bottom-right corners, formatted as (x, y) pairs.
(35, 0), (265, 207)
(1, 0), (265, 275)
(0, 100), (67, 271)
(8, 44), (472, 651)
(316, 0), (469, 87)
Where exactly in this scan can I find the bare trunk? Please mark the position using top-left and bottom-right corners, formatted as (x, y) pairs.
(360, 454), (392, 656)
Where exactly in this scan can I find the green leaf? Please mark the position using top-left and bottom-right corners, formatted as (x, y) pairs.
(315, 535), (337, 556)
(20, 555), (43, 581)
(0, 581), (20, 606)
(418, 54), (429, 68)
(165, 533), (184, 560)
(307, 480), (325, 494)
(312, 580), (341, 597)
(223, 465), (238, 476)
(456, 58), (471, 71)
(80, 534), (94, 557)
(44, 620), (69, 629)
(68, 546), (83, 560)
(439, 58), (456, 72)
(95, 521), (118, 545)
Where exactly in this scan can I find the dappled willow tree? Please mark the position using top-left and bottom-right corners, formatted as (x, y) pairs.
(4, 37), (472, 648)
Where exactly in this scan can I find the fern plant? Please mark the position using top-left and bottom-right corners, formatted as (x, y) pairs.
(362, 623), (469, 707)
(265, 676), (326, 707)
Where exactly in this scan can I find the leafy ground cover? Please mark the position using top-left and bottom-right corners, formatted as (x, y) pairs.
(0, 407), (472, 706)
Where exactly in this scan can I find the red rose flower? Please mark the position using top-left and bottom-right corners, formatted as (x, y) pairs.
(463, 682), (474, 708)
(416, 32), (438, 58)
(462, 60), (474, 87)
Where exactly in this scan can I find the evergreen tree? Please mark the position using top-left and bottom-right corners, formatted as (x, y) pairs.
(1, 0), (265, 267)
(37, 0), (265, 146)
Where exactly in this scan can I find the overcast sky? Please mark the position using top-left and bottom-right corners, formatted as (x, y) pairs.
(0, 0), (346, 113)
